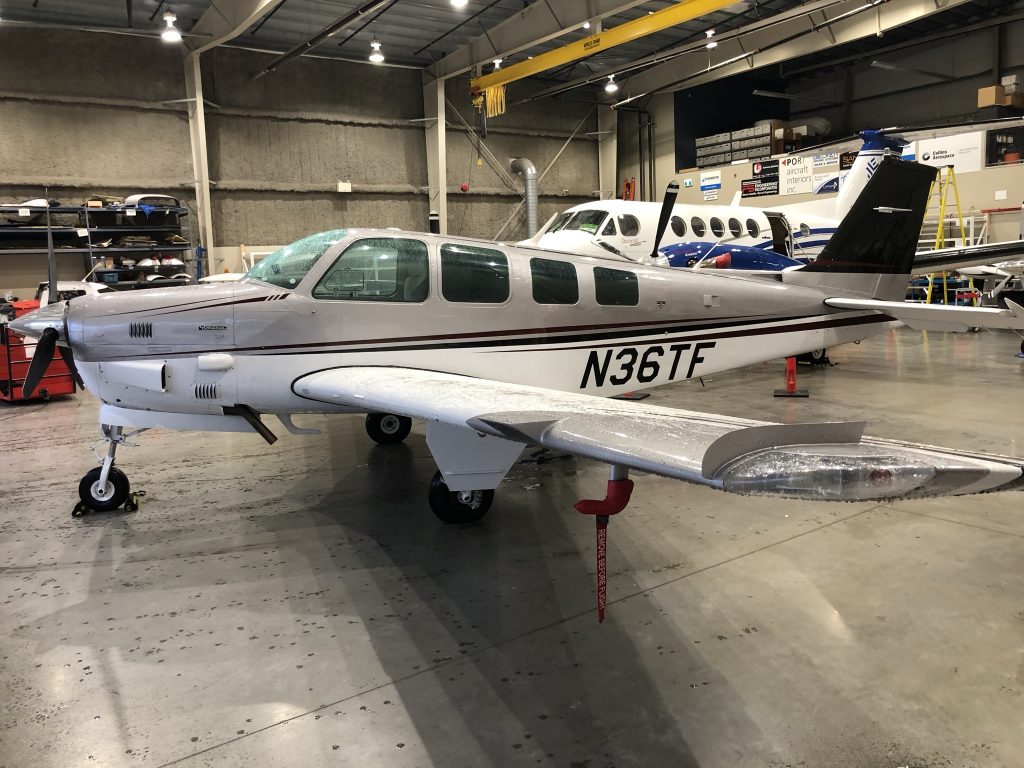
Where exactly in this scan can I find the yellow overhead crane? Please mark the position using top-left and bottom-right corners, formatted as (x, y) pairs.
(470, 0), (738, 116)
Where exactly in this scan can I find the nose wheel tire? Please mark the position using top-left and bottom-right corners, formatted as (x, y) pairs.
(365, 413), (412, 445)
(428, 471), (493, 524)
(78, 466), (130, 512)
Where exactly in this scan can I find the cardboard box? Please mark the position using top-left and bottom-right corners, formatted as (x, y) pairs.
(1002, 93), (1024, 109)
(1001, 74), (1020, 87)
(1004, 84), (1019, 95)
(978, 85), (1005, 108)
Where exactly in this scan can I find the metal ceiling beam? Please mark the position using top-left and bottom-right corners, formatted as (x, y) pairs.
(615, 0), (976, 105)
(525, 0), (847, 101)
(470, 0), (739, 95)
(188, 0), (290, 55)
(426, 0), (652, 82)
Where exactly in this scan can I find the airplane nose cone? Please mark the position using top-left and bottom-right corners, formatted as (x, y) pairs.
(9, 301), (67, 341)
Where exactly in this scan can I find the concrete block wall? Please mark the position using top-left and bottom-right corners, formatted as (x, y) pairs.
(0, 29), (195, 297)
(0, 28), (602, 292)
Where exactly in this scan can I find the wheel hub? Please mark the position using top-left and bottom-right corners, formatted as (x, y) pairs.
(456, 490), (481, 509)
(380, 415), (401, 434)
(91, 480), (113, 500)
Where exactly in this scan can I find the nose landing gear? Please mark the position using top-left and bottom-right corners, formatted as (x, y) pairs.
(72, 424), (145, 518)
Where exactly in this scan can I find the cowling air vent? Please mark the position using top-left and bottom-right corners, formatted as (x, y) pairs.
(193, 383), (220, 400)
(129, 321), (153, 339)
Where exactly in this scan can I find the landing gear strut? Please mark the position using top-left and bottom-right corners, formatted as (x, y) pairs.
(72, 424), (143, 518)
(365, 413), (412, 445)
(428, 470), (493, 524)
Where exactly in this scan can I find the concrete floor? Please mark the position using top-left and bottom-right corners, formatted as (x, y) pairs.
(1, 326), (1022, 768)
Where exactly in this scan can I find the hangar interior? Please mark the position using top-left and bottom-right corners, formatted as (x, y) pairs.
(1, 1), (1023, 767)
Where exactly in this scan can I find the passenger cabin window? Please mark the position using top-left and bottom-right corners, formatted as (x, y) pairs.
(531, 258), (579, 305)
(594, 267), (639, 306)
(799, 223), (812, 237)
(617, 214), (640, 237)
(313, 237), (428, 301)
(441, 243), (509, 303)
(746, 218), (760, 238)
(601, 218), (617, 236)
(710, 217), (725, 237)
(691, 217), (706, 237)
(670, 216), (687, 237)
(728, 218), (742, 237)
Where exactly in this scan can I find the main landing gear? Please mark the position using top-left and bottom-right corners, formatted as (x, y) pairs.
(72, 425), (144, 518)
(365, 412), (412, 445)
(428, 471), (494, 524)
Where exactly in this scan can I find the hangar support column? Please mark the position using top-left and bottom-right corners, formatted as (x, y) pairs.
(184, 55), (216, 278)
(422, 76), (448, 235)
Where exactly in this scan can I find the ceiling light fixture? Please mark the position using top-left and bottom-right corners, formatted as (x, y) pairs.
(605, 75), (619, 93)
(450, 0), (468, 8)
(493, 58), (502, 69)
(705, 29), (717, 49)
(583, 21), (591, 29)
(161, 12), (182, 43)
(369, 38), (385, 64)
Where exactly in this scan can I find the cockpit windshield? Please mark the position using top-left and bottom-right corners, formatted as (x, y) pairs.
(245, 229), (348, 289)
(547, 209), (608, 236)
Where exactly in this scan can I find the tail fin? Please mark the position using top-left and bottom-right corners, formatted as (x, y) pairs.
(833, 130), (908, 219)
(804, 155), (935, 275)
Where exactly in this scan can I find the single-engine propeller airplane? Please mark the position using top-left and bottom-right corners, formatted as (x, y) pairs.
(12, 157), (1024, 530)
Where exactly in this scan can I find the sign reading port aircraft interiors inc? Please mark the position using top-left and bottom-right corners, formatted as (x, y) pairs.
(780, 156), (814, 195)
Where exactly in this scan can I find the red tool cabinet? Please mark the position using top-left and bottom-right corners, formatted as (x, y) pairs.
(0, 300), (76, 402)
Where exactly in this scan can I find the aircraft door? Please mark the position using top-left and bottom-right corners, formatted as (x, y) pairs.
(764, 212), (793, 257)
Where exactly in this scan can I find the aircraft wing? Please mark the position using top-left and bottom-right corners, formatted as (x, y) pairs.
(824, 297), (1024, 331)
(293, 367), (1024, 500)
(912, 240), (1024, 275)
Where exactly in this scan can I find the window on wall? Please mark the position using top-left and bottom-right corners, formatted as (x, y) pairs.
(617, 214), (641, 237)
(670, 216), (687, 237)
(691, 217), (706, 237)
(594, 266), (639, 306)
(531, 258), (579, 305)
(728, 218), (743, 237)
(440, 243), (509, 303)
(313, 237), (428, 301)
(710, 217), (725, 237)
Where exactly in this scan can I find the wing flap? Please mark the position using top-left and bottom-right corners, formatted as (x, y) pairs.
(825, 297), (1024, 331)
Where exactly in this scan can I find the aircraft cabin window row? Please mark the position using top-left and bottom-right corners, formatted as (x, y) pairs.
(440, 243), (510, 303)
(313, 237), (429, 302)
(670, 216), (686, 237)
(746, 218), (760, 238)
(710, 217), (725, 237)
(691, 217), (706, 237)
(728, 218), (743, 237)
(617, 214), (640, 237)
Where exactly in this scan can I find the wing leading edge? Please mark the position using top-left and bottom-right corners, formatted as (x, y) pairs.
(293, 367), (1024, 500)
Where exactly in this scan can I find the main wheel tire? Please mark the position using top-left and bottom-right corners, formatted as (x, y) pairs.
(798, 348), (829, 365)
(78, 466), (130, 512)
(428, 471), (493, 524)
(365, 413), (412, 445)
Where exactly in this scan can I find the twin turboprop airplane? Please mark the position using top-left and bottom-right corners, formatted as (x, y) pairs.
(527, 119), (1024, 272)
(12, 158), (1024, 538)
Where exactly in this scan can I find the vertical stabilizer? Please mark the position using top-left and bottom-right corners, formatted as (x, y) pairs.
(833, 131), (909, 220)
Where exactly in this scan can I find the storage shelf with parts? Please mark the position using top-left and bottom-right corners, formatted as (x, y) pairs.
(0, 199), (193, 288)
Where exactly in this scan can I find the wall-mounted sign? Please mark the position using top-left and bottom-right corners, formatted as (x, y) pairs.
(751, 159), (779, 178)
(917, 131), (984, 173)
(741, 177), (779, 198)
(813, 152), (839, 168)
(839, 151), (858, 170)
(699, 171), (722, 191)
(780, 156), (813, 195)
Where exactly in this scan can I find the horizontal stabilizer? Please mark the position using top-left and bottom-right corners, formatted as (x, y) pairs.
(913, 240), (1024, 275)
(824, 297), (1024, 331)
(293, 367), (1024, 500)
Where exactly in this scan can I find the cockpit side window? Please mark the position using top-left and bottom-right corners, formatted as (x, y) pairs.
(601, 218), (617, 236)
(553, 209), (609, 235)
(617, 214), (640, 237)
(313, 237), (429, 301)
(248, 229), (347, 289)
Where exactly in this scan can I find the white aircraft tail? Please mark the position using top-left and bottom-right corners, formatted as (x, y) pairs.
(834, 131), (910, 220)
